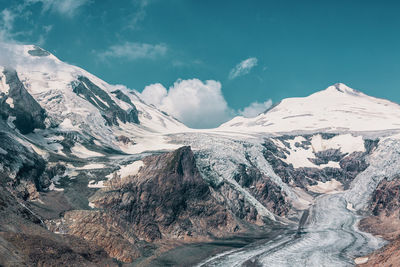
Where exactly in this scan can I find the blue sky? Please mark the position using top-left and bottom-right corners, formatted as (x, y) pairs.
(1, 0), (400, 128)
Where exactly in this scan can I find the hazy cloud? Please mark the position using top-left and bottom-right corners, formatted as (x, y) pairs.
(99, 42), (167, 60)
(0, 9), (16, 41)
(238, 100), (272, 118)
(128, 0), (150, 29)
(26, 0), (90, 17)
(229, 57), (258, 79)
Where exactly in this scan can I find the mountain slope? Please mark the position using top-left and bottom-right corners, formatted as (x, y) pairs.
(1, 43), (400, 266)
(218, 83), (400, 134)
(0, 43), (187, 155)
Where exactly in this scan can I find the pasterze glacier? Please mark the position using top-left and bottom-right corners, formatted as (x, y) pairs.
(1, 1), (400, 266)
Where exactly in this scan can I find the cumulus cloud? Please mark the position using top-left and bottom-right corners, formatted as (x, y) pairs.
(140, 78), (273, 128)
(140, 83), (167, 106)
(99, 42), (167, 61)
(26, 0), (90, 17)
(141, 79), (233, 128)
(238, 100), (272, 118)
(229, 57), (258, 80)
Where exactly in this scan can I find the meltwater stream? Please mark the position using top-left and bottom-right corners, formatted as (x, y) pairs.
(197, 138), (400, 267)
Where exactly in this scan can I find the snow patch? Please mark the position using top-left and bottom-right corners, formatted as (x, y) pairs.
(58, 118), (80, 131)
(311, 134), (365, 154)
(88, 180), (106, 188)
(354, 257), (369, 264)
(307, 179), (343, 194)
(71, 144), (104, 158)
(5, 97), (14, 108)
(49, 175), (64, 191)
(77, 163), (105, 170)
(109, 160), (144, 179)
(0, 72), (10, 94)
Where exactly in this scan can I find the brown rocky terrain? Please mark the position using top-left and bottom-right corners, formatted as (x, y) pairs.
(0, 184), (117, 267)
(47, 146), (252, 263)
(358, 178), (400, 267)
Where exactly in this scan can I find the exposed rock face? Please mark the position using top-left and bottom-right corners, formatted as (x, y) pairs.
(47, 210), (143, 263)
(0, 129), (47, 200)
(262, 135), (375, 191)
(358, 178), (400, 266)
(233, 164), (289, 216)
(1, 69), (46, 134)
(0, 183), (116, 267)
(72, 76), (139, 125)
(27, 46), (51, 57)
(91, 146), (239, 243)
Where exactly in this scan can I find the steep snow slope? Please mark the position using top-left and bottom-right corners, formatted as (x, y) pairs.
(0, 43), (187, 152)
(218, 83), (400, 134)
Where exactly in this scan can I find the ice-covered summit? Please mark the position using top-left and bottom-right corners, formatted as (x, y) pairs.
(218, 83), (400, 134)
(0, 43), (187, 154)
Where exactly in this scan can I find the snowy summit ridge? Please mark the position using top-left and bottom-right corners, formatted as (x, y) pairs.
(218, 83), (400, 134)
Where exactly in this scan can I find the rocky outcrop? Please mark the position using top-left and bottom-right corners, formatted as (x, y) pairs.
(43, 146), (242, 263)
(0, 183), (116, 267)
(72, 76), (139, 125)
(27, 46), (51, 57)
(46, 210), (143, 263)
(90, 146), (239, 243)
(0, 129), (47, 200)
(358, 178), (400, 266)
(1, 69), (46, 134)
(262, 136), (375, 191)
(233, 164), (290, 216)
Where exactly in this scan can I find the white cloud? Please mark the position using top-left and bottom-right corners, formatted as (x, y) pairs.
(229, 57), (258, 79)
(140, 78), (273, 128)
(99, 42), (167, 61)
(26, 0), (90, 17)
(238, 100), (272, 118)
(140, 83), (167, 107)
(141, 79), (233, 128)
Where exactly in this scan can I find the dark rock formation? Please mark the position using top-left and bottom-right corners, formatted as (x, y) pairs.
(91, 146), (239, 242)
(72, 76), (139, 125)
(46, 210), (144, 263)
(0, 183), (116, 267)
(234, 164), (290, 216)
(262, 136), (376, 191)
(358, 178), (400, 266)
(0, 129), (47, 200)
(2, 69), (46, 134)
(27, 46), (51, 57)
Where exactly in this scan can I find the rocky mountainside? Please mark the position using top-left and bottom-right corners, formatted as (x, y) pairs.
(1, 43), (400, 266)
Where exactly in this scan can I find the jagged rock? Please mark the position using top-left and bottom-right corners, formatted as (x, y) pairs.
(0, 184), (116, 267)
(2, 69), (46, 134)
(0, 129), (47, 199)
(27, 46), (51, 57)
(47, 210), (143, 263)
(91, 146), (240, 242)
(358, 178), (400, 266)
(261, 136), (375, 190)
(234, 164), (290, 216)
(72, 76), (139, 125)
(117, 135), (134, 145)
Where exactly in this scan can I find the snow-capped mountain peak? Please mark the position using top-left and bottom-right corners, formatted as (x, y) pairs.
(0, 43), (187, 155)
(218, 84), (400, 134)
(325, 82), (361, 95)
